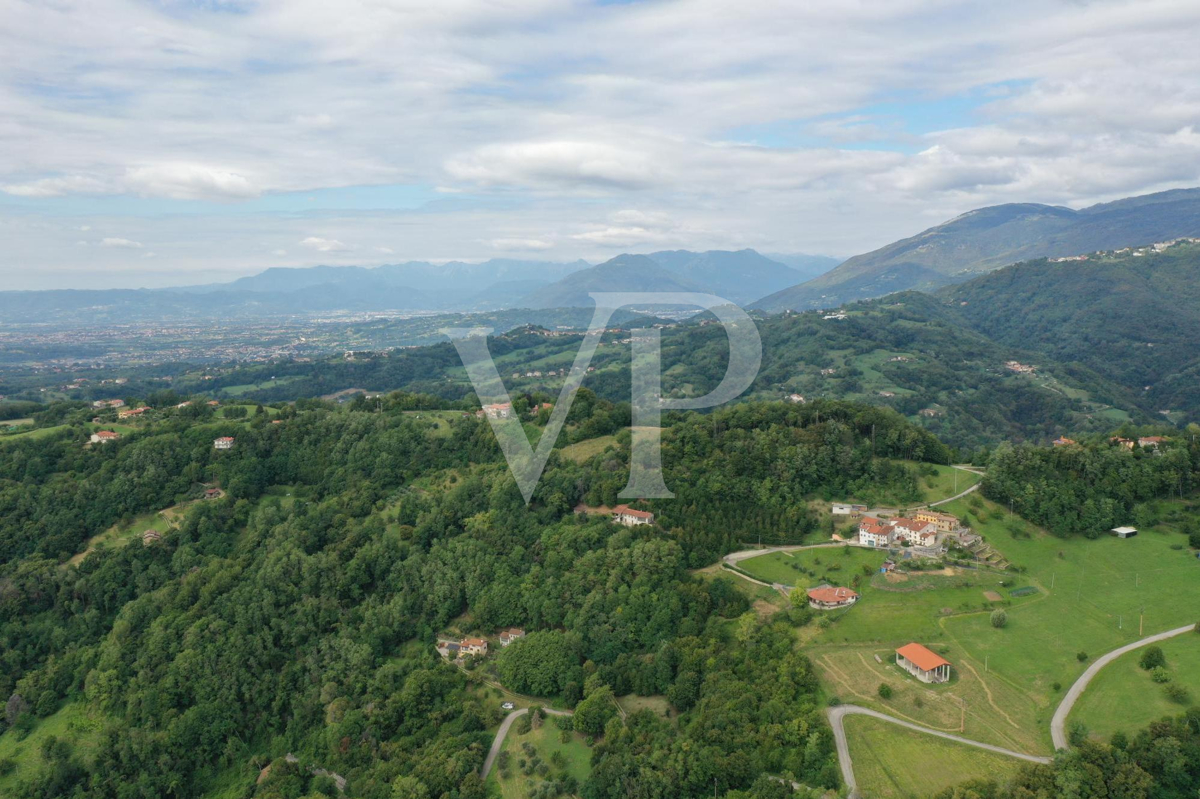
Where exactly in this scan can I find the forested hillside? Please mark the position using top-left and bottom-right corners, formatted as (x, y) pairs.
(0, 396), (943, 798)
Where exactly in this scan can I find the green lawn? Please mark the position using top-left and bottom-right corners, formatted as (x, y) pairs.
(0, 703), (107, 793)
(844, 714), (1024, 799)
(486, 717), (592, 799)
(558, 435), (619, 464)
(917, 464), (980, 504)
(809, 493), (1199, 754)
(1070, 629), (1200, 741)
(738, 546), (885, 590)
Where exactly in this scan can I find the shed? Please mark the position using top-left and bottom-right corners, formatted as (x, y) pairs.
(1111, 526), (1138, 538)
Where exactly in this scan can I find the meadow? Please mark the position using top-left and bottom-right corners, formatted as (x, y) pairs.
(1069, 628), (1200, 740)
(843, 714), (1025, 799)
(0, 703), (106, 794)
(486, 716), (592, 799)
(806, 493), (1200, 754)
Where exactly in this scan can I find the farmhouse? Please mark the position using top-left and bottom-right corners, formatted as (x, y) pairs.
(858, 518), (893, 547)
(459, 637), (488, 656)
(1111, 526), (1139, 539)
(832, 502), (868, 516)
(806, 586), (858, 609)
(90, 430), (120, 444)
(213, 436), (235, 450)
(1052, 436), (1077, 447)
(476, 402), (513, 419)
(499, 628), (526, 647)
(889, 518), (938, 547)
(913, 509), (960, 533)
(92, 398), (125, 409)
(895, 643), (951, 683)
(118, 407), (149, 419)
(1138, 436), (1169, 449)
(613, 505), (654, 526)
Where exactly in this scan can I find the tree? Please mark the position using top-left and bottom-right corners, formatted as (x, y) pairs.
(496, 632), (581, 697)
(878, 683), (893, 699)
(1139, 646), (1166, 670)
(573, 684), (616, 736)
(990, 609), (1007, 629)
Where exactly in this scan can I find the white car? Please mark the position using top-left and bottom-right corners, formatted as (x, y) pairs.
(501, 702), (514, 710)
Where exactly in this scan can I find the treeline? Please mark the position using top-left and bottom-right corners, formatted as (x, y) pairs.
(982, 438), (1197, 537)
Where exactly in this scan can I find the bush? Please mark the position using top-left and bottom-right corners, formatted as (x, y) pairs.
(878, 683), (893, 700)
(1076, 651), (1088, 662)
(990, 609), (1008, 628)
(1052, 681), (1062, 692)
(1165, 683), (1191, 704)
(1139, 646), (1167, 671)
(1151, 666), (1171, 684)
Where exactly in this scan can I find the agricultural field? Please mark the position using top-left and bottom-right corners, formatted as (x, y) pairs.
(807, 493), (1200, 755)
(558, 434), (619, 464)
(1069, 629), (1200, 740)
(737, 546), (886, 589)
(843, 714), (1024, 799)
(486, 716), (592, 799)
(402, 409), (469, 438)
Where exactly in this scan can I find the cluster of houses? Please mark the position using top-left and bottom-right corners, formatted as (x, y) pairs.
(92, 398), (125, 409)
(436, 627), (526, 660)
(1004, 361), (1036, 374)
(477, 402), (513, 419)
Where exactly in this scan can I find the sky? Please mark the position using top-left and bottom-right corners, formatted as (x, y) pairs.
(2, 0), (1200, 289)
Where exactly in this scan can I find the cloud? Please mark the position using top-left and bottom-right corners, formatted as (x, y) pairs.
(299, 236), (348, 252)
(124, 164), (258, 201)
(2, 175), (109, 198)
(375, 246), (396, 254)
(446, 141), (661, 190)
(100, 237), (143, 249)
(489, 237), (553, 251)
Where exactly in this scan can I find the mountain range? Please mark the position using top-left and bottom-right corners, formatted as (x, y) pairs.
(753, 187), (1200, 311)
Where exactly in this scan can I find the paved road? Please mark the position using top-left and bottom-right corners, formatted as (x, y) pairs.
(1050, 623), (1196, 749)
(827, 705), (1051, 798)
(481, 707), (573, 779)
(926, 466), (984, 508)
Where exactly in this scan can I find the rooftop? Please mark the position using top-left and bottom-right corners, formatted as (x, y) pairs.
(896, 642), (950, 671)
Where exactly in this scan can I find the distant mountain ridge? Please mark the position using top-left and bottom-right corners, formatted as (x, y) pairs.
(753, 187), (1200, 311)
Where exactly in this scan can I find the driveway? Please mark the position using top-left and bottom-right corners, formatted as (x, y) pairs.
(481, 707), (574, 779)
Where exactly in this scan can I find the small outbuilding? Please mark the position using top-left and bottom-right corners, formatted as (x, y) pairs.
(1111, 526), (1138, 538)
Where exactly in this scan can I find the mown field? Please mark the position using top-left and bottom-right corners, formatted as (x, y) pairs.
(844, 714), (1025, 799)
(1069, 628), (1200, 740)
(806, 493), (1200, 755)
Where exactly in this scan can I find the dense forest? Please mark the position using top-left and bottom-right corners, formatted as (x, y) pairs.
(0, 395), (947, 798)
(981, 434), (1199, 537)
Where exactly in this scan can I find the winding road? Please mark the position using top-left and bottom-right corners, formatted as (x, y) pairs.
(1049, 624), (1196, 749)
(481, 707), (574, 779)
(827, 705), (1051, 798)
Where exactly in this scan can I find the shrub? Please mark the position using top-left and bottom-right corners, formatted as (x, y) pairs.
(1052, 681), (1062, 691)
(1165, 683), (1191, 704)
(1076, 651), (1088, 662)
(1151, 666), (1171, 684)
(1139, 646), (1167, 670)
(878, 683), (893, 699)
(990, 609), (1008, 628)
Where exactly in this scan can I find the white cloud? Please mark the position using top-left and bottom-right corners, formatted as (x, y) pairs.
(100, 237), (143, 249)
(124, 164), (258, 201)
(299, 236), (348, 252)
(272, 249), (288, 256)
(1, 175), (109, 198)
(375, 246), (396, 254)
(489, 238), (553, 251)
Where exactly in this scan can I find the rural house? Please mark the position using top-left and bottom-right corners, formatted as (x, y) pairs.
(858, 517), (892, 547)
(895, 643), (951, 683)
(476, 402), (513, 419)
(806, 586), (858, 609)
(213, 436), (235, 450)
(499, 628), (526, 647)
(612, 505), (654, 526)
(90, 430), (120, 444)
(1111, 526), (1139, 538)
(913, 509), (960, 533)
(459, 637), (488, 656)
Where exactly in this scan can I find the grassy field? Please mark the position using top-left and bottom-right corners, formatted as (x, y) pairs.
(486, 717), (592, 799)
(844, 714), (1025, 799)
(67, 508), (178, 566)
(810, 493), (1200, 755)
(0, 703), (107, 794)
(738, 546), (885, 589)
(917, 465), (980, 504)
(1069, 629), (1200, 741)
(558, 435), (619, 464)
(402, 409), (467, 438)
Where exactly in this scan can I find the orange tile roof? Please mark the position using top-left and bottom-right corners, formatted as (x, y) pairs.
(613, 504), (654, 519)
(461, 637), (487, 647)
(896, 643), (950, 671)
(807, 586), (857, 604)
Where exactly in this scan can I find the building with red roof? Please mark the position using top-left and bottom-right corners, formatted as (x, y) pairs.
(806, 586), (858, 610)
(896, 643), (951, 683)
(613, 504), (654, 526)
